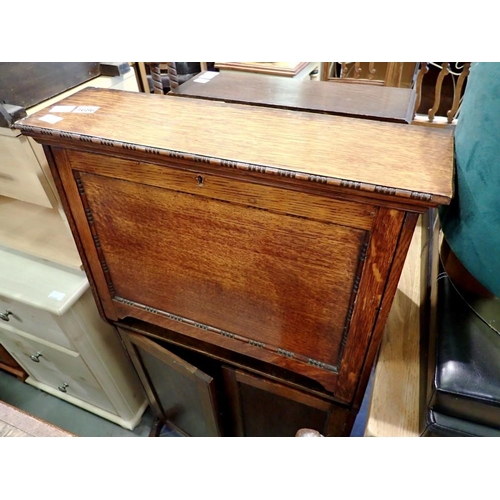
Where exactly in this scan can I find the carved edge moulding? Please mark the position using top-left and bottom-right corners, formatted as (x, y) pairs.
(21, 125), (445, 207)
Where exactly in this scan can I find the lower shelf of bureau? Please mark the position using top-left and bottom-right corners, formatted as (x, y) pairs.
(119, 324), (357, 437)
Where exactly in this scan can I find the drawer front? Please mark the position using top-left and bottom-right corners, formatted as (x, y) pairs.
(0, 134), (55, 208)
(0, 296), (74, 351)
(59, 149), (404, 399)
(0, 326), (116, 415)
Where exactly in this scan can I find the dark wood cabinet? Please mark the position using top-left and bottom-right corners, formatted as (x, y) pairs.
(15, 87), (454, 436)
(0, 343), (28, 381)
(119, 322), (352, 436)
(122, 330), (222, 437)
(222, 368), (353, 437)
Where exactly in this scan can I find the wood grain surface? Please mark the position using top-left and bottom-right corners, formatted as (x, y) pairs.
(334, 208), (406, 403)
(79, 170), (365, 367)
(15, 87), (454, 205)
(170, 71), (417, 123)
(364, 217), (424, 436)
(18, 86), (456, 434)
(65, 150), (377, 230)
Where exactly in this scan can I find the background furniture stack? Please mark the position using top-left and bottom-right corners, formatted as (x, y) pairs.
(215, 62), (319, 80)
(0, 63), (147, 430)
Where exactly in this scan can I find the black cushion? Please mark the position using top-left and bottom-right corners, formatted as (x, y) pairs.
(423, 410), (500, 437)
(427, 275), (500, 431)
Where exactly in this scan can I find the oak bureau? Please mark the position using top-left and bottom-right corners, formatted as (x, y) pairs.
(15, 87), (454, 436)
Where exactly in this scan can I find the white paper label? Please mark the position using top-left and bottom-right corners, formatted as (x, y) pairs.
(201, 71), (218, 80)
(39, 114), (63, 124)
(193, 71), (219, 84)
(73, 106), (100, 114)
(50, 105), (77, 113)
(48, 290), (67, 301)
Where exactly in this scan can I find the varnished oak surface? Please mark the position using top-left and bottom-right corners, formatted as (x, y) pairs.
(0, 400), (74, 437)
(170, 72), (417, 123)
(364, 218), (423, 437)
(14, 86), (456, 433)
(78, 169), (364, 367)
(59, 147), (383, 395)
(16, 87), (454, 205)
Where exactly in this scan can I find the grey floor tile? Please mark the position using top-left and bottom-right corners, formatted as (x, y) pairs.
(0, 370), (154, 437)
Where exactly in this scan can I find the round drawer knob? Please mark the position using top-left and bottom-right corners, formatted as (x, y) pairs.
(0, 310), (12, 322)
(30, 352), (43, 362)
(58, 383), (69, 393)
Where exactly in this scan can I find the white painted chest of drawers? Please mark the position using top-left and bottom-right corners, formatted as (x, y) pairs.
(0, 66), (147, 430)
(0, 246), (147, 429)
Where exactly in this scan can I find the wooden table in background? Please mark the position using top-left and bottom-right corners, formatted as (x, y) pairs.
(0, 400), (74, 437)
(170, 71), (417, 124)
(215, 62), (318, 80)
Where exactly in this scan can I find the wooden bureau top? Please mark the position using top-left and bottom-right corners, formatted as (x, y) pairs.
(15, 87), (454, 205)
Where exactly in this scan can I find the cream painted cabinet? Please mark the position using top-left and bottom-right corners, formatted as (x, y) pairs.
(0, 246), (147, 429)
(0, 66), (140, 269)
(0, 66), (147, 430)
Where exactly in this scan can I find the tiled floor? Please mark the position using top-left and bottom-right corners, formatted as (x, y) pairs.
(0, 370), (154, 436)
(0, 368), (372, 437)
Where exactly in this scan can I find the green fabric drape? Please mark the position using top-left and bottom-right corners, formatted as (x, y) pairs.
(439, 62), (500, 297)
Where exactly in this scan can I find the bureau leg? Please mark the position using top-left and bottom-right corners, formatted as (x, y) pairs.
(324, 406), (357, 437)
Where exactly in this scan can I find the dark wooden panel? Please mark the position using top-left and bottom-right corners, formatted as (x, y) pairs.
(80, 171), (365, 368)
(0, 343), (28, 381)
(123, 331), (221, 437)
(171, 71), (417, 123)
(0, 343), (22, 370)
(0, 62), (100, 108)
(118, 317), (339, 399)
(222, 367), (348, 437)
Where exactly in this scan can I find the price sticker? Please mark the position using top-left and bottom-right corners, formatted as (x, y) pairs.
(73, 106), (100, 114)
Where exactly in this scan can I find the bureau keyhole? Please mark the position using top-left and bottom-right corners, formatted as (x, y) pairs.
(196, 175), (204, 186)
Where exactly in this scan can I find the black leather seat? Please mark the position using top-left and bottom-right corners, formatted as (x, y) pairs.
(422, 273), (500, 436)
